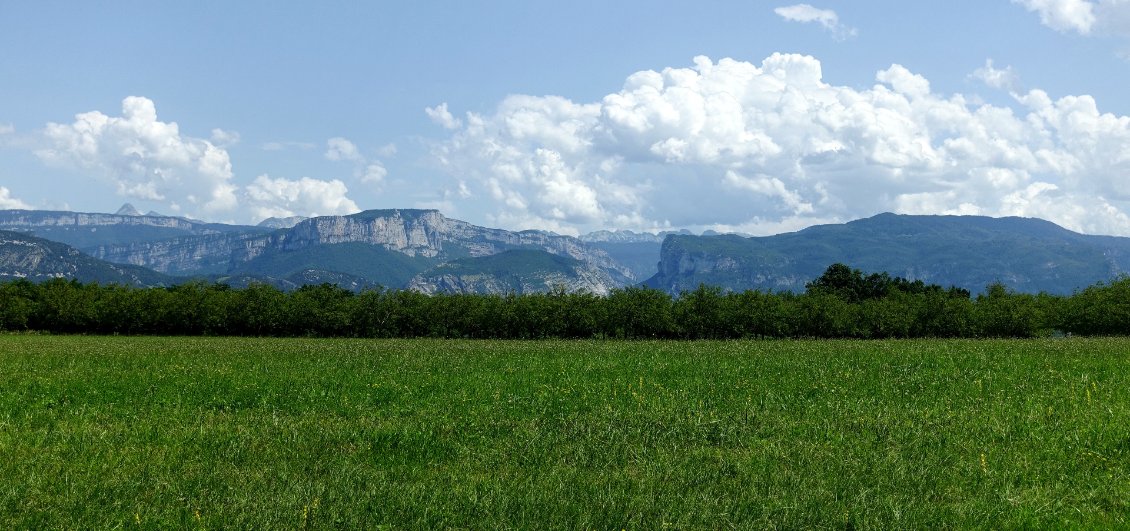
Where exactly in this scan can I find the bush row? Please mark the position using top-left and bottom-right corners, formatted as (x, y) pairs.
(2, 269), (1128, 339)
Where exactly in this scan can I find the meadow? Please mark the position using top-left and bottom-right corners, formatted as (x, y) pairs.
(1, 335), (1127, 528)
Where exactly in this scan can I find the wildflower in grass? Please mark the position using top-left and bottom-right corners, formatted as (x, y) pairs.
(980, 453), (988, 474)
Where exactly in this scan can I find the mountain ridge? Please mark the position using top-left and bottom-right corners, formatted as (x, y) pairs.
(6, 206), (1130, 295)
(644, 212), (1130, 295)
(82, 208), (633, 293)
(0, 230), (171, 286)
(0, 208), (268, 250)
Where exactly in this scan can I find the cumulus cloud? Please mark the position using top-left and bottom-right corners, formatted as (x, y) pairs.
(425, 103), (463, 129)
(324, 136), (390, 187)
(245, 175), (359, 220)
(35, 96), (239, 215)
(0, 123), (13, 135)
(724, 171), (814, 215)
(1013, 0), (1097, 34)
(971, 59), (1021, 92)
(1016, 0), (1130, 37)
(27, 97), (365, 222)
(432, 53), (1130, 236)
(774, 4), (857, 40)
(209, 128), (240, 147)
(324, 137), (362, 161)
(0, 187), (32, 209)
(362, 162), (387, 184)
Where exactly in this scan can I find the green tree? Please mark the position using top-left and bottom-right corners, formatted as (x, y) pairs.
(0, 279), (37, 331)
(605, 287), (674, 339)
(974, 283), (1049, 338)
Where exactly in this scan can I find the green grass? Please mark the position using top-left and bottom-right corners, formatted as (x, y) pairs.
(1, 336), (1128, 528)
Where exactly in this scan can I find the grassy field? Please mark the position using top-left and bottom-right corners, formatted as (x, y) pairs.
(1, 336), (1128, 528)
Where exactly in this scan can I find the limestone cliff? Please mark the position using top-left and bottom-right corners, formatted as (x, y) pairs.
(407, 249), (619, 295)
(91, 209), (635, 289)
(0, 208), (266, 250)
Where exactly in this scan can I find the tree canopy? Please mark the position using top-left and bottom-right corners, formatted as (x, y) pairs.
(0, 264), (1122, 339)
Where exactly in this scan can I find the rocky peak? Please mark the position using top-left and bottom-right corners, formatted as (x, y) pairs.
(257, 216), (308, 229)
(114, 203), (142, 216)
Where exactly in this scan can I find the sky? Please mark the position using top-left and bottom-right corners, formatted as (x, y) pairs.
(3, 0), (1130, 236)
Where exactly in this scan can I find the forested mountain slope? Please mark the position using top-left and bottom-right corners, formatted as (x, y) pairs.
(0, 230), (170, 286)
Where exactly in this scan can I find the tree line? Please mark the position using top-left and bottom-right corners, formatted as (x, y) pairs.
(1, 263), (1128, 339)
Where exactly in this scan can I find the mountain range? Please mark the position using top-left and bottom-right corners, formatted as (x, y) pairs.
(0, 207), (637, 294)
(3, 207), (1130, 295)
(643, 213), (1130, 295)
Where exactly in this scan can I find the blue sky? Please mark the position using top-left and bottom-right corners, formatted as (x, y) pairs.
(3, 1), (1130, 235)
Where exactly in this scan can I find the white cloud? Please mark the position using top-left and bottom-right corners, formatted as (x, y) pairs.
(0, 187), (32, 209)
(27, 97), (368, 223)
(724, 170), (814, 214)
(0, 123), (13, 135)
(245, 175), (359, 220)
(362, 162), (387, 184)
(1015, 0), (1130, 37)
(324, 137), (362, 161)
(425, 103), (463, 129)
(774, 4), (857, 40)
(35, 96), (238, 216)
(433, 53), (1130, 236)
(209, 128), (240, 147)
(324, 136), (390, 186)
(1013, 0), (1096, 34)
(971, 59), (1021, 92)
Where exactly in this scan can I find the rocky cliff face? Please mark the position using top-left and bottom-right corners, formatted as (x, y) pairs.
(1, 209), (216, 231)
(645, 234), (807, 294)
(279, 210), (630, 273)
(0, 208), (267, 251)
(91, 209), (635, 286)
(408, 268), (616, 295)
(407, 249), (620, 295)
(91, 232), (272, 275)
